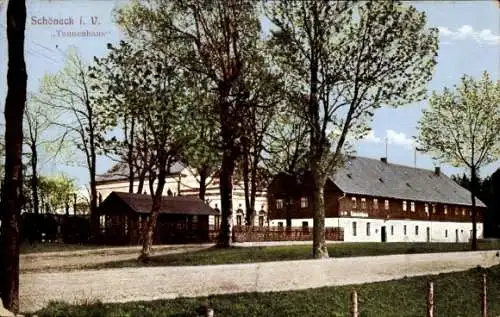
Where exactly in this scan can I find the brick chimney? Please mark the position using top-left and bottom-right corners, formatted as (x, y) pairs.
(434, 166), (440, 176)
(380, 157), (387, 163)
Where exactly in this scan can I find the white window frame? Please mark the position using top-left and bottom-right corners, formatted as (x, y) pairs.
(300, 197), (308, 208)
(444, 205), (448, 215)
(410, 202), (415, 212)
(373, 198), (378, 209)
(402, 200), (407, 212)
(276, 199), (283, 210)
(384, 200), (389, 210)
(361, 198), (366, 209)
(352, 197), (357, 209)
(425, 203), (429, 214)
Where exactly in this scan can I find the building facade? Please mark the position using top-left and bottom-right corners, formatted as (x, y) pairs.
(268, 156), (486, 243)
(95, 162), (268, 228)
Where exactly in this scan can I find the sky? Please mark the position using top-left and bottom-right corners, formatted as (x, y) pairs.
(0, 0), (499, 188)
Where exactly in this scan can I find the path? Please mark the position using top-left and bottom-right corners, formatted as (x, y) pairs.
(20, 250), (500, 313)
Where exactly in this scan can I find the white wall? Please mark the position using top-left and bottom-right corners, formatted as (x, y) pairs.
(269, 217), (483, 243)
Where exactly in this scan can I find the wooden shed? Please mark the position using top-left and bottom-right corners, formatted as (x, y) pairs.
(98, 192), (218, 245)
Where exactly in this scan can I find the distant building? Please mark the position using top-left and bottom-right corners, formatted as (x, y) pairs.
(95, 162), (268, 229)
(267, 156), (486, 243)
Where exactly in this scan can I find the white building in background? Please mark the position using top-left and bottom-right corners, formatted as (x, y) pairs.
(267, 156), (486, 243)
(95, 162), (268, 227)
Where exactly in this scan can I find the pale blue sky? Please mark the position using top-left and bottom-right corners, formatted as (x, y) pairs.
(0, 0), (499, 188)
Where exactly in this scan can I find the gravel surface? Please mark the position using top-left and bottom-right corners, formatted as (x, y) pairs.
(20, 250), (500, 313)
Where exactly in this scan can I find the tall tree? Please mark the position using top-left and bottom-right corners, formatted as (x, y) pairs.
(266, 0), (438, 257)
(116, 0), (263, 247)
(417, 71), (500, 250)
(0, 0), (27, 312)
(36, 48), (103, 240)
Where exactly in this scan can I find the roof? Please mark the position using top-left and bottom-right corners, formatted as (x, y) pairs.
(96, 161), (185, 183)
(100, 191), (219, 215)
(330, 156), (486, 208)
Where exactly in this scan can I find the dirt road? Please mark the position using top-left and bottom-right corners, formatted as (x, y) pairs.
(20, 250), (500, 313)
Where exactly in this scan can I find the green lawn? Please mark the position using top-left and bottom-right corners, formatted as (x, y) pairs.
(84, 241), (500, 270)
(29, 264), (500, 317)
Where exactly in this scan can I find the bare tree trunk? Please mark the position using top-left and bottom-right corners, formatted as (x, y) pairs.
(30, 144), (39, 214)
(217, 148), (234, 248)
(127, 116), (135, 193)
(471, 165), (478, 251)
(312, 169), (328, 258)
(0, 0), (27, 312)
(198, 167), (207, 201)
(139, 155), (167, 261)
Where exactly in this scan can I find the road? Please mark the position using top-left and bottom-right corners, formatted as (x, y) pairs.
(20, 250), (500, 313)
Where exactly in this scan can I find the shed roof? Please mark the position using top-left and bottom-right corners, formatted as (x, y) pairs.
(330, 156), (486, 207)
(100, 192), (219, 215)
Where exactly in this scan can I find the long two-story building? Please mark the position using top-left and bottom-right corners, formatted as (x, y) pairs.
(267, 156), (486, 243)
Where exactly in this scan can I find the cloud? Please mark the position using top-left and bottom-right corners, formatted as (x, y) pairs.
(386, 129), (415, 149)
(438, 25), (500, 45)
(360, 129), (415, 149)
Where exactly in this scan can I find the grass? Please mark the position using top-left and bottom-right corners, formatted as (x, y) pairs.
(83, 241), (500, 270)
(28, 264), (500, 317)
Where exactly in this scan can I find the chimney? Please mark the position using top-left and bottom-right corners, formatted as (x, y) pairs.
(434, 167), (440, 176)
(380, 157), (387, 164)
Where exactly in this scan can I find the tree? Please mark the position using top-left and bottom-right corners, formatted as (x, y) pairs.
(418, 71), (500, 250)
(266, 0), (438, 258)
(36, 48), (103, 240)
(0, 0), (27, 313)
(38, 175), (77, 215)
(23, 93), (69, 215)
(116, 0), (264, 247)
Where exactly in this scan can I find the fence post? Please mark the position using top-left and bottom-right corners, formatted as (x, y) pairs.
(350, 289), (359, 317)
(427, 281), (434, 317)
(482, 273), (487, 317)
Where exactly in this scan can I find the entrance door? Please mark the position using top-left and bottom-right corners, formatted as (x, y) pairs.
(426, 227), (430, 242)
(381, 226), (387, 242)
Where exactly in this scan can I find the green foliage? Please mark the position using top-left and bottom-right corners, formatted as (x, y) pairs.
(417, 71), (500, 170)
(38, 175), (77, 213)
(266, 0), (439, 175)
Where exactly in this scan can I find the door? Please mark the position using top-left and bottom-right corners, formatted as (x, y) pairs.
(426, 227), (430, 242)
(381, 226), (387, 242)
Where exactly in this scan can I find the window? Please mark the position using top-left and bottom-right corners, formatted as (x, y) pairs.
(373, 198), (378, 209)
(352, 222), (357, 236)
(361, 198), (366, 209)
(236, 215), (242, 226)
(366, 223), (371, 236)
(404, 225), (407, 235)
(391, 225), (394, 236)
(415, 226), (419, 236)
(444, 205), (448, 215)
(352, 197), (357, 209)
(402, 200), (407, 212)
(259, 216), (264, 227)
(385, 200), (389, 210)
(214, 215), (220, 230)
(432, 205), (436, 214)
(462, 208), (466, 216)
(410, 202), (415, 212)
(425, 203), (429, 214)
(192, 215), (198, 223)
(300, 197), (308, 208)
(99, 215), (106, 233)
(302, 221), (309, 230)
(445, 230), (448, 238)
(276, 199), (283, 210)
(278, 222), (284, 229)
(455, 207), (458, 215)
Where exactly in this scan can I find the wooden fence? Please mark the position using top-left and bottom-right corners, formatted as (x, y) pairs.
(208, 225), (344, 243)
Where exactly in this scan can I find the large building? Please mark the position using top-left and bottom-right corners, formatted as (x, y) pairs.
(95, 162), (269, 228)
(267, 156), (486, 243)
